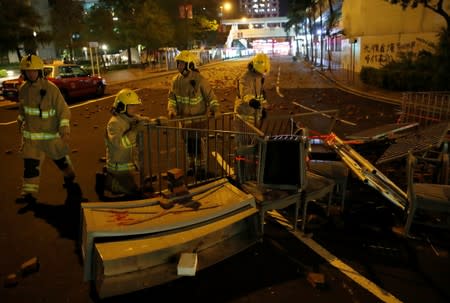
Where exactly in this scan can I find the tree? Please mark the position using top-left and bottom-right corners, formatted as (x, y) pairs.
(135, 1), (175, 51)
(285, 0), (308, 58)
(83, 3), (119, 52)
(385, 0), (449, 35)
(49, 0), (85, 61)
(324, 0), (341, 70)
(99, 0), (143, 66)
(0, 0), (51, 60)
(190, 14), (219, 47)
(286, 0), (317, 61)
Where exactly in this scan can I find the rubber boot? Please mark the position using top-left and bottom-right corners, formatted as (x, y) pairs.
(64, 181), (86, 210)
(15, 193), (37, 205)
(95, 171), (106, 200)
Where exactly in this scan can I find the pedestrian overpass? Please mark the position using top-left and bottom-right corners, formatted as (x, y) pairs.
(221, 17), (295, 54)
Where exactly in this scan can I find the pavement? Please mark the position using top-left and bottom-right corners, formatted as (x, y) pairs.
(1, 58), (402, 106)
(100, 59), (404, 105)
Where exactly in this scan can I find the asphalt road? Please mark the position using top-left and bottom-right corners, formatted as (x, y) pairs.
(0, 57), (449, 303)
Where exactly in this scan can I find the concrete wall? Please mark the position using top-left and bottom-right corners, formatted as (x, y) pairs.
(341, 0), (448, 72)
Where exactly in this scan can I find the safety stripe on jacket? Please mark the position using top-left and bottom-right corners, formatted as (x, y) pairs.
(60, 119), (70, 127)
(22, 183), (39, 193)
(106, 162), (136, 172)
(169, 95), (204, 106)
(121, 135), (134, 148)
(24, 106), (56, 118)
(23, 130), (59, 140)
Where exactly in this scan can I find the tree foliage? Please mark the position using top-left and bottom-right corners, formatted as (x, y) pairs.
(385, 0), (450, 33)
(0, 0), (51, 58)
(135, 1), (175, 49)
(83, 3), (118, 51)
(49, 0), (85, 58)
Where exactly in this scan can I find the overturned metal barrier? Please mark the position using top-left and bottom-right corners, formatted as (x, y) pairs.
(325, 134), (408, 211)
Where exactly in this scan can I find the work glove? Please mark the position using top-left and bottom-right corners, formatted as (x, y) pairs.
(136, 115), (151, 123)
(208, 110), (218, 119)
(261, 108), (267, 120)
(168, 110), (176, 119)
(158, 116), (169, 126)
(150, 116), (169, 126)
(135, 119), (149, 132)
(249, 99), (261, 109)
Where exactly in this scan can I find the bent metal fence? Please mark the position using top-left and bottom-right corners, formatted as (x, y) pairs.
(135, 110), (340, 195)
(399, 92), (450, 126)
(136, 113), (264, 195)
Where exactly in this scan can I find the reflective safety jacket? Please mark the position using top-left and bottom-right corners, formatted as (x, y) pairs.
(105, 114), (142, 173)
(167, 70), (219, 117)
(17, 77), (71, 159)
(234, 69), (268, 125)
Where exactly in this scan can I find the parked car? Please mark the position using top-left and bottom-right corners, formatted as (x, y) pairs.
(1, 74), (24, 101)
(1, 62), (106, 102)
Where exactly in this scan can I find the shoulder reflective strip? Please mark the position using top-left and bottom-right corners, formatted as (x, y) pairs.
(106, 162), (135, 172)
(168, 98), (177, 106)
(23, 130), (59, 140)
(18, 115), (24, 121)
(210, 99), (219, 107)
(121, 135), (133, 148)
(22, 183), (39, 192)
(60, 119), (70, 127)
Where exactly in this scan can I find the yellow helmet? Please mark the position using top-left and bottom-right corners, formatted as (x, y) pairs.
(20, 54), (44, 70)
(113, 88), (142, 113)
(252, 53), (270, 74)
(175, 50), (197, 70)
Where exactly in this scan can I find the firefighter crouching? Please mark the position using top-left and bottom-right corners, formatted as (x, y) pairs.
(234, 53), (271, 127)
(95, 88), (151, 200)
(16, 54), (85, 209)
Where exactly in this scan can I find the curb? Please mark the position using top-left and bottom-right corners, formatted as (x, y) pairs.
(314, 69), (402, 105)
(301, 60), (402, 106)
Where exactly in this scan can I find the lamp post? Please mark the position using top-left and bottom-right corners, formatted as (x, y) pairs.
(32, 31), (37, 55)
(219, 2), (232, 32)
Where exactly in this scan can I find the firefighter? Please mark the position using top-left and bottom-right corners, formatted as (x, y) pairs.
(16, 54), (84, 208)
(95, 88), (150, 200)
(234, 53), (271, 126)
(167, 50), (220, 175)
(167, 50), (219, 118)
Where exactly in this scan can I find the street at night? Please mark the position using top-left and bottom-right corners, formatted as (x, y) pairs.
(1, 57), (449, 302)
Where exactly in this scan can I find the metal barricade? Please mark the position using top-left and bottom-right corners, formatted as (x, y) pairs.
(137, 113), (263, 194)
(260, 110), (339, 137)
(399, 92), (450, 126)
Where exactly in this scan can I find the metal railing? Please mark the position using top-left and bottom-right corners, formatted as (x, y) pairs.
(137, 113), (264, 194)
(399, 92), (450, 126)
(136, 110), (339, 195)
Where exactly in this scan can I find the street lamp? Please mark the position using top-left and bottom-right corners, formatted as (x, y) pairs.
(219, 2), (232, 32)
(219, 2), (232, 17)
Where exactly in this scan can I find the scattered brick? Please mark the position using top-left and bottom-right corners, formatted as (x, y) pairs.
(19, 257), (40, 277)
(307, 272), (325, 288)
(4, 273), (18, 288)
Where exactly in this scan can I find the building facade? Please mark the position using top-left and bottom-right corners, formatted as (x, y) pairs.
(222, 17), (293, 55)
(239, 0), (280, 18)
(339, 0), (449, 74)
